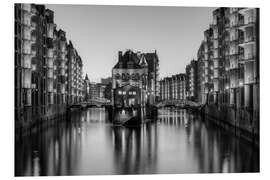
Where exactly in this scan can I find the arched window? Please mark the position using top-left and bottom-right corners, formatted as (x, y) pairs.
(122, 73), (126, 80)
(131, 73), (136, 80)
(135, 73), (140, 80)
(126, 73), (130, 80)
(115, 73), (120, 80)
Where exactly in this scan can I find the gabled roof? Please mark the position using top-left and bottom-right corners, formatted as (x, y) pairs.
(139, 54), (148, 67)
(113, 50), (142, 69)
(85, 74), (89, 81)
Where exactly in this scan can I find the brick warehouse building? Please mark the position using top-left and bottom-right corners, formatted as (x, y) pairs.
(15, 4), (84, 136)
(112, 50), (159, 107)
(112, 50), (149, 108)
(159, 74), (186, 102)
(197, 7), (259, 139)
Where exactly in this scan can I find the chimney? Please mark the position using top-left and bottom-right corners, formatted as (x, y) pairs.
(118, 51), (122, 61)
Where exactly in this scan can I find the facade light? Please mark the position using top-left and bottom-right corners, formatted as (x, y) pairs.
(239, 81), (243, 87)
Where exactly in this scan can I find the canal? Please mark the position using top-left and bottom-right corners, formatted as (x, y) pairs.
(15, 107), (259, 176)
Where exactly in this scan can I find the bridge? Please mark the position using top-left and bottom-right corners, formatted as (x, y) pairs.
(68, 98), (112, 109)
(155, 99), (201, 109)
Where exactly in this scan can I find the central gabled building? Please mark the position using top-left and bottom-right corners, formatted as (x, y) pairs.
(112, 50), (159, 108)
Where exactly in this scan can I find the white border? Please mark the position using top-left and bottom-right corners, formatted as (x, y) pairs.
(0, 0), (269, 179)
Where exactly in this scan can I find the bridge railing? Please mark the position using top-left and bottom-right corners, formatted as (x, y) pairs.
(155, 99), (200, 107)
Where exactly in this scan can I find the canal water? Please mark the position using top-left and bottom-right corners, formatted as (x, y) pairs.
(15, 107), (259, 176)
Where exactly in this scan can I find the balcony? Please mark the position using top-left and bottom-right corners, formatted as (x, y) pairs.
(46, 38), (54, 49)
(230, 8), (238, 14)
(244, 62), (255, 84)
(244, 52), (256, 61)
(229, 46), (238, 56)
(204, 69), (208, 75)
(25, 89), (32, 106)
(47, 49), (54, 58)
(46, 23), (54, 38)
(22, 41), (31, 54)
(244, 75), (255, 84)
(22, 27), (31, 40)
(238, 36), (244, 44)
(31, 83), (36, 89)
(30, 31), (37, 42)
(239, 9), (256, 26)
(204, 44), (208, 50)
(213, 32), (218, 39)
(31, 64), (37, 71)
(230, 61), (239, 70)
(213, 80), (219, 92)
(21, 4), (31, 12)
(59, 75), (66, 84)
(213, 69), (219, 78)
(60, 69), (65, 76)
(244, 35), (256, 43)
(60, 41), (66, 53)
(31, 21), (37, 28)
(47, 58), (53, 68)
(47, 69), (53, 78)
(204, 61), (208, 68)
(53, 65), (57, 71)
(60, 53), (66, 60)
(238, 18), (244, 26)
(243, 12), (256, 26)
(212, 16), (217, 25)
(22, 55), (31, 69)
(213, 50), (219, 59)
(230, 33), (238, 42)
(22, 69), (31, 89)
(238, 54), (245, 64)
(213, 60), (219, 68)
(231, 20), (237, 28)
(22, 12), (31, 26)
(31, 47), (36, 56)
(60, 84), (66, 94)
(60, 62), (66, 68)
(213, 40), (218, 49)
(47, 80), (53, 92)
(225, 50), (230, 56)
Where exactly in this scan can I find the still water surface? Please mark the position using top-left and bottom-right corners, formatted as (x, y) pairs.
(15, 108), (259, 176)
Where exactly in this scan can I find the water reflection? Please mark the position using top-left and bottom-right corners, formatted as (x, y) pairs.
(111, 124), (158, 174)
(15, 107), (259, 176)
(158, 108), (259, 173)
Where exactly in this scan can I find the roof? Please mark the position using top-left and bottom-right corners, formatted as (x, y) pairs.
(85, 74), (89, 81)
(144, 52), (158, 72)
(113, 50), (144, 69)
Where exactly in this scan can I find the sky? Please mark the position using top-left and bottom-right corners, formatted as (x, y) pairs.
(46, 4), (216, 82)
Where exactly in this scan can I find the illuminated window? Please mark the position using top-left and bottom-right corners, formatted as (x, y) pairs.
(123, 91), (126, 95)
(118, 91), (122, 95)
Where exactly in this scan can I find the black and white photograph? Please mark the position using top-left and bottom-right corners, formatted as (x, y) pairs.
(13, 1), (261, 177)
